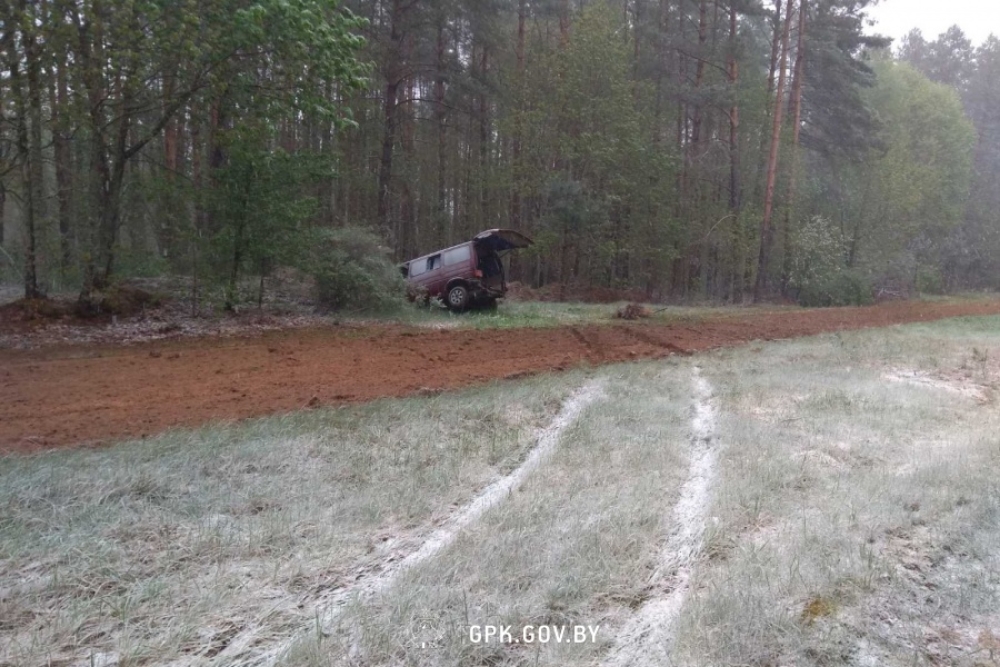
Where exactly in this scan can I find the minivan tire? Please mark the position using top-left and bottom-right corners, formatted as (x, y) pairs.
(446, 284), (470, 312)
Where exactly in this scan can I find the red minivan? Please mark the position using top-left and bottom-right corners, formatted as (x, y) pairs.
(400, 229), (533, 311)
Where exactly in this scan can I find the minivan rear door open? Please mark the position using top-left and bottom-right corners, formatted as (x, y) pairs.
(472, 229), (533, 254)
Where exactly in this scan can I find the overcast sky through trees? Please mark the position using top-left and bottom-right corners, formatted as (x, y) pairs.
(868, 0), (1000, 46)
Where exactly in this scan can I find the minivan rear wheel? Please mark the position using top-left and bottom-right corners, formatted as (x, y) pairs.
(446, 284), (469, 312)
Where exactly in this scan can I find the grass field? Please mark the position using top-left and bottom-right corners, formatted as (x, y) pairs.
(361, 298), (758, 331)
(355, 293), (994, 331)
(2, 315), (999, 666)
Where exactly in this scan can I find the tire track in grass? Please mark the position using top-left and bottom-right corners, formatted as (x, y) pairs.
(604, 366), (718, 667)
(222, 378), (606, 667)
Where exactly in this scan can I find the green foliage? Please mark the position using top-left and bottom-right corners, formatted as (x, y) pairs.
(864, 61), (974, 242)
(3, 0), (991, 305)
(0, 0), (370, 299)
(789, 217), (873, 307)
(227, 0), (369, 128)
(113, 248), (172, 280)
(938, 35), (1000, 289)
(0, 244), (22, 285)
(204, 141), (331, 308)
(810, 59), (977, 295)
(192, 0), (370, 310)
(915, 265), (945, 295)
(306, 227), (404, 311)
(795, 267), (874, 308)
(518, 2), (677, 289)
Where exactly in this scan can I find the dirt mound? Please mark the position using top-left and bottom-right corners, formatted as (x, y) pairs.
(0, 298), (73, 323)
(76, 285), (163, 318)
(616, 303), (651, 320)
(3, 298), (1000, 453)
(0, 285), (163, 327)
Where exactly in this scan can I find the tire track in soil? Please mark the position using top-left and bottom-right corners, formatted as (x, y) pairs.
(3, 299), (1000, 452)
(603, 367), (718, 667)
(213, 380), (605, 667)
(570, 326), (601, 362)
(621, 325), (693, 356)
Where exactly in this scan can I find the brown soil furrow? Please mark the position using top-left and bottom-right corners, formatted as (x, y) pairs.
(622, 325), (693, 356)
(569, 326), (600, 361)
(2, 299), (999, 453)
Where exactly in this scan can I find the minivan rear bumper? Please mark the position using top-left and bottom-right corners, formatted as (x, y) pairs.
(468, 279), (505, 300)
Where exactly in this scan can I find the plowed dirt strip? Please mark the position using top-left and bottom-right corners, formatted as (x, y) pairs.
(2, 299), (999, 453)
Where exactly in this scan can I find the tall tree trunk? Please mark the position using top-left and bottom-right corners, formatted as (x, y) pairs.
(559, 0), (570, 47)
(674, 0), (687, 216)
(671, 0), (689, 293)
(93, 112), (131, 289)
(190, 100), (207, 315)
(653, 0), (670, 144)
(0, 13), (6, 252)
(163, 80), (179, 177)
(689, 0), (709, 294)
(781, 0), (807, 291)
(159, 69), (179, 260)
(51, 54), (74, 275)
(786, 1), (807, 127)
(16, 0), (44, 299)
(400, 40), (416, 257)
(377, 81), (397, 238)
(0, 182), (5, 250)
(754, 0), (795, 302)
(727, 3), (743, 299)
(752, 0), (783, 203)
(510, 0), (526, 231)
(0, 28), (5, 252)
(74, 1), (120, 297)
(461, 101), (474, 238)
(225, 187), (250, 312)
(689, 0), (708, 157)
(377, 0), (405, 241)
(631, 0), (641, 100)
(478, 46), (490, 228)
(727, 5), (741, 214)
(766, 0), (782, 99)
(436, 16), (449, 244)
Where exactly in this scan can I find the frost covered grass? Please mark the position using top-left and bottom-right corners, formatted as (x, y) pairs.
(4, 315), (1000, 667)
(0, 373), (579, 666)
(675, 316), (1000, 666)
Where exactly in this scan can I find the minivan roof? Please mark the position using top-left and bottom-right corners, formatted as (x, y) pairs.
(401, 240), (472, 266)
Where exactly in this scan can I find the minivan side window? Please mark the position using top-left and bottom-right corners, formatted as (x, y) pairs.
(427, 254), (442, 271)
(443, 245), (471, 266)
(409, 258), (428, 277)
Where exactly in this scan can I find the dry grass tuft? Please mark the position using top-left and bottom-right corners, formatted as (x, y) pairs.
(801, 595), (838, 625)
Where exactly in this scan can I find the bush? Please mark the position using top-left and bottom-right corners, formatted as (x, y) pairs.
(75, 284), (163, 318)
(796, 268), (874, 307)
(304, 227), (405, 311)
(790, 217), (874, 307)
(915, 265), (945, 294)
